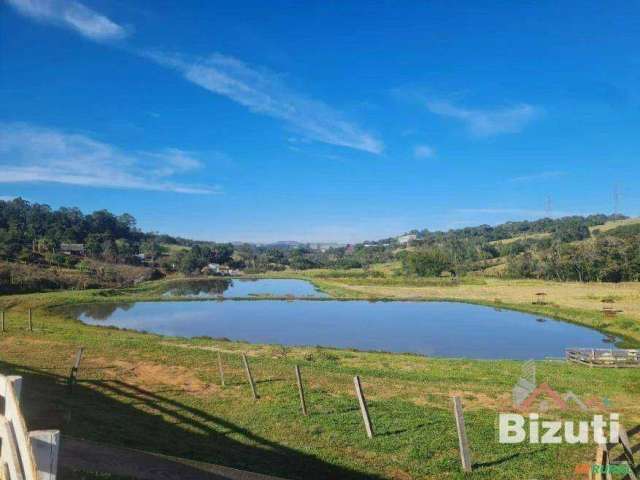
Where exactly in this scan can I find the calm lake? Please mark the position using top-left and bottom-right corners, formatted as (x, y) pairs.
(66, 280), (617, 359)
(160, 278), (328, 298)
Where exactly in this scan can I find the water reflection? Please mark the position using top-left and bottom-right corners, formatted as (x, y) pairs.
(65, 302), (135, 321)
(67, 299), (619, 359)
(162, 279), (232, 298)
(161, 278), (327, 299)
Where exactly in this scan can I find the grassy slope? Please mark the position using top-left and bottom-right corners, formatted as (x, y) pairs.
(479, 216), (640, 245)
(589, 217), (640, 233)
(0, 280), (639, 479)
(488, 232), (551, 245)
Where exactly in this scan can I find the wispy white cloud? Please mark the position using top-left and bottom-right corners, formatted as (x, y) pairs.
(7, 1), (381, 154)
(509, 171), (567, 182)
(413, 144), (434, 159)
(6, 0), (128, 41)
(426, 100), (542, 137)
(0, 123), (218, 194)
(144, 51), (383, 154)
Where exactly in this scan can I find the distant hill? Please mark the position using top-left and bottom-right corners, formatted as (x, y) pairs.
(382, 214), (628, 246)
(386, 214), (640, 282)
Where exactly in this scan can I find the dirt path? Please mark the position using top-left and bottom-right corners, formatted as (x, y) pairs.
(60, 436), (288, 480)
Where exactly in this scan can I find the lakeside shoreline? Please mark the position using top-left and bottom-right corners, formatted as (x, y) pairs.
(2, 274), (639, 349)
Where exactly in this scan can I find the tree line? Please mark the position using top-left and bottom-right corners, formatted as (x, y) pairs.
(2, 198), (637, 283)
(399, 216), (640, 282)
(0, 198), (231, 273)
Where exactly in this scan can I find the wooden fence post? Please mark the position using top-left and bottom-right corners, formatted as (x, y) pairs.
(68, 347), (84, 393)
(217, 351), (225, 387)
(3, 376), (38, 480)
(452, 396), (472, 472)
(29, 430), (60, 480)
(28, 308), (32, 332)
(1, 374), (60, 480)
(294, 365), (307, 416)
(1, 460), (12, 480)
(242, 354), (258, 400)
(616, 424), (637, 479)
(0, 417), (24, 480)
(593, 442), (610, 480)
(353, 375), (373, 438)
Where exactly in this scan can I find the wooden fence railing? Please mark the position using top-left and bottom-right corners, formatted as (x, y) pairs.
(566, 348), (640, 368)
(591, 424), (638, 480)
(0, 375), (59, 480)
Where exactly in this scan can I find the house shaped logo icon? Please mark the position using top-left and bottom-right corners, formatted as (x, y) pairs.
(517, 383), (567, 412)
(512, 360), (536, 407)
(512, 360), (611, 413)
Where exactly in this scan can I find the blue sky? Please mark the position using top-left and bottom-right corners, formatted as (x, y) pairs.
(1, 0), (638, 243)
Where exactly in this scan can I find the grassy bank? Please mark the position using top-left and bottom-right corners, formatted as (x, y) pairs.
(258, 271), (640, 346)
(7, 272), (639, 346)
(0, 283), (639, 479)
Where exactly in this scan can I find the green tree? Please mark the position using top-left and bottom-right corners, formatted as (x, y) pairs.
(140, 238), (164, 260)
(402, 249), (453, 277)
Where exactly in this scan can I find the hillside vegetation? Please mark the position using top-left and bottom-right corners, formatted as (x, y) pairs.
(2, 198), (639, 296)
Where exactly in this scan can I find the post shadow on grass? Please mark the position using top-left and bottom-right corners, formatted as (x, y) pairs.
(0, 359), (384, 480)
(375, 423), (429, 437)
(473, 447), (548, 468)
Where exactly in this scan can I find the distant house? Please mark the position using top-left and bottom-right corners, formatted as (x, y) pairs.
(396, 234), (417, 245)
(202, 263), (221, 274)
(60, 243), (85, 255)
(345, 244), (355, 254)
(201, 263), (234, 276)
(309, 242), (345, 252)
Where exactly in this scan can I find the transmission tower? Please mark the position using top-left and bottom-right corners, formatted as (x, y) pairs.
(545, 196), (553, 218)
(613, 184), (621, 215)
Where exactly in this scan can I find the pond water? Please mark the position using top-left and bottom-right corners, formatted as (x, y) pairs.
(65, 297), (618, 360)
(160, 278), (328, 298)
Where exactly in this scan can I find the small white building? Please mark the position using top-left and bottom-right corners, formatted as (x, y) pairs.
(60, 243), (85, 255)
(206, 263), (221, 273)
(201, 263), (234, 275)
(396, 234), (417, 245)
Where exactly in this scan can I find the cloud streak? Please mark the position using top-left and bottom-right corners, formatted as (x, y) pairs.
(0, 123), (217, 194)
(413, 144), (434, 159)
(145, 51), (383, 154)
(6, 0), (128, 41)
(427, 100), (541, 137)
(509, 171), (567, 182)
(7, 1), (381, 154)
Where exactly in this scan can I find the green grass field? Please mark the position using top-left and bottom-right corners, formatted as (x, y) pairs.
(0, 280), (638, 479)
